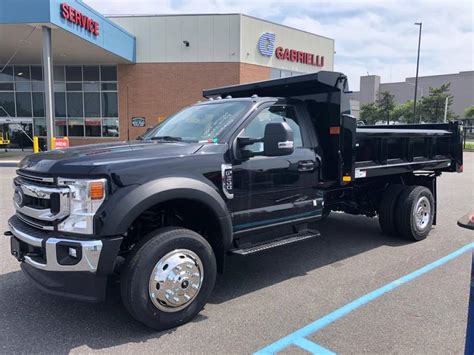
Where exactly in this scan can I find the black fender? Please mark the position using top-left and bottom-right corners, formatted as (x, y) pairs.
(97, 177), (233, 250)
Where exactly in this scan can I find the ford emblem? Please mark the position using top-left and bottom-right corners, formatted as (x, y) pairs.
(13, 187), (25, 207)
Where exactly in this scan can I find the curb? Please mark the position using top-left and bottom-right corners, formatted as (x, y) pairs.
(0, 161), (20, 167)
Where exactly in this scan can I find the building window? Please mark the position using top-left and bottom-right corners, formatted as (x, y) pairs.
(32, 93), (45, 117)
(84, 93), (101, 117)
(34, 118), (47, 136)
(68, 118), (84, 136)
(14, 66), (30, 81)
(102, 92), (118, 117)
(55, 118), (67, 136)
(103, 118), (119, 137)
(100, 65), (117, 81)
(83, 66), (100, 81)
(67, 92), (83, 118)
(54, 92), (66, 118)
(85, 118), (101, 137)
(1, 64), (118, 138)
(0, 66), (13, 82)
(16, 92), (32, 117)
(66, 66), (82, 81)
(0, 92), (15, 117)
(54, 66), (65, 81)
(30, 66), (43, 81)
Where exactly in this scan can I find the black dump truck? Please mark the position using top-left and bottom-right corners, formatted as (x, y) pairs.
(6, 71), (463, 330)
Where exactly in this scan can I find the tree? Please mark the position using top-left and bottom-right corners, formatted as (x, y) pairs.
(464, 105), (474, 119)
(392, 100), (415, 123)
(376, 91), (395, 124)
(418, 83), (455, 122)
(359, 102), (380, 125)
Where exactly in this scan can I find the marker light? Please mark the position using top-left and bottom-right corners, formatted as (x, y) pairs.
(90, 181), (105, 200)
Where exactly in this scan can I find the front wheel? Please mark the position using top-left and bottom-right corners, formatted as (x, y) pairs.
(120, 227), (217, 330)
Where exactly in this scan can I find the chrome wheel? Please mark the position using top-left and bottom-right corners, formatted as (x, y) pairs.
(414, 196), (431, 231)
(148, 249), (204, 312)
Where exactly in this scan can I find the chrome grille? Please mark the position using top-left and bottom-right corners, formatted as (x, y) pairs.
(16, 170), (55, 185)
(13, 171), (70, 231)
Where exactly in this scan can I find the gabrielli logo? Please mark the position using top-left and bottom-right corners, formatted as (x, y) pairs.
(275, 47), (324, 67)
(258, 32), (324, 67)
(60, 3), (100, 36)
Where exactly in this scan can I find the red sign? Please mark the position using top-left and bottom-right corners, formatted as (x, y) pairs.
(275, 47), (324, 67)
(60, 3), (100, 36)
(53, 137), (70, 150)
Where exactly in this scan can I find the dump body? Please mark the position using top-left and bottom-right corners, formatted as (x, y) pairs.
(354, 122), (463, 179)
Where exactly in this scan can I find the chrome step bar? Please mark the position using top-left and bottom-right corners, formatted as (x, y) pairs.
(230, 230), (320, 256)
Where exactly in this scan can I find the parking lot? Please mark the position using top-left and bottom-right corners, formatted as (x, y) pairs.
(1, 153), (473, 354)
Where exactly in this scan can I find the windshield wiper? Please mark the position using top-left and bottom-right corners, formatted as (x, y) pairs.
(150, 136), (183, 142)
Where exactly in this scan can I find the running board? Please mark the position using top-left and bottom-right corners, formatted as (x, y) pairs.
(230, 230), (320, 256)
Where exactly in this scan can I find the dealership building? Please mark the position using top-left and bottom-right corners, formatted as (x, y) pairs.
(0, 0), (334, 148)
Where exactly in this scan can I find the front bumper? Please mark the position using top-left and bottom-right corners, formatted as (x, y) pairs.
(7, 215), (123, 302)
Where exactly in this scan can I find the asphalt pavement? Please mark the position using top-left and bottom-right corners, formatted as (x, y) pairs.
(0, 153), (473, 354)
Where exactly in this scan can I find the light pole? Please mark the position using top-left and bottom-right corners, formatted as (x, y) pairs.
(413, 22), (422, 121)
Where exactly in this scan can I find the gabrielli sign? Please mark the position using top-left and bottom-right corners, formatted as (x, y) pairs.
(275, 47), (324, 67)
(60, 3), (100, 36)
(258, 32), (324, 67)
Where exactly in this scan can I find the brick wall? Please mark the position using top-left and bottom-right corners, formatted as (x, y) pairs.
(68, 137), (121, 146)
(239, 62), (272, 84)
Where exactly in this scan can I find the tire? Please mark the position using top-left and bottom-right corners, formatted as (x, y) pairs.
(378, 184), (404, 236)
(120, 227), (217, 330)
(395, 186), (435, 241)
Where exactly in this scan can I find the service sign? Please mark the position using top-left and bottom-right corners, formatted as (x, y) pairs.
(131, 117), (146, 127)
(53, 137), (69, 150)
(258, 32), (325, 67)
(60, 3), (100, 36)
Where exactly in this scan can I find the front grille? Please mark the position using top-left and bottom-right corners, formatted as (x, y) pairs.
(23, 194), (51, 210)
(17, 170), (55, 186)
(13, 171), (70, 231)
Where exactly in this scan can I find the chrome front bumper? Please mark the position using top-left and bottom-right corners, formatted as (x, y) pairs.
(8, 217), (103, 273)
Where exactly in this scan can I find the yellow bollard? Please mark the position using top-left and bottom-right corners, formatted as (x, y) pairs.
(33, 136), (39, 153)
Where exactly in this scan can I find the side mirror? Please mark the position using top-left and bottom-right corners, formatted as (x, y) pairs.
(263, 122), (294, 156)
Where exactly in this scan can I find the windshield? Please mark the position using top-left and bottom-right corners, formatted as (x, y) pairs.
(141, 101), (252, 143)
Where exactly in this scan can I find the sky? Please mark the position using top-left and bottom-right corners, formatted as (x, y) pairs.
(85, 0), (474, 91)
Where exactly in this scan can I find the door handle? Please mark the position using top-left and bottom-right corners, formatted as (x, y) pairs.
(298, 160), (315, 172)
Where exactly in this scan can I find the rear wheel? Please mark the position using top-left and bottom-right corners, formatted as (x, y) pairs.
(120, 227), (216, 330)
(378, 184), (404, 236)
(395, 186), (434, 241)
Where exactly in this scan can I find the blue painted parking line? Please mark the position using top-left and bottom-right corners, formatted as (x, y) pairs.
(292, 338), (335, 354)
(255, 243), (474, 355)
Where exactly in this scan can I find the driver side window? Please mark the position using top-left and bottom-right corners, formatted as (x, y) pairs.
(242, 105), (303, 153)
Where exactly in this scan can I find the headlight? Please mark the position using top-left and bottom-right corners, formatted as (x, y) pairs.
(57, 178), (107, 235)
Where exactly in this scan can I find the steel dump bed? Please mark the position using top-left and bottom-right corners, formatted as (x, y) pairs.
(354, 123), (463, 179)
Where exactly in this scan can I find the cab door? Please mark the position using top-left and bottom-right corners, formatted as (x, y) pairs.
(229, 103), (323, 236)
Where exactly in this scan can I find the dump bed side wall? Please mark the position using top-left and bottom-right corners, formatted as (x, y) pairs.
(354, 122), (463, 179)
